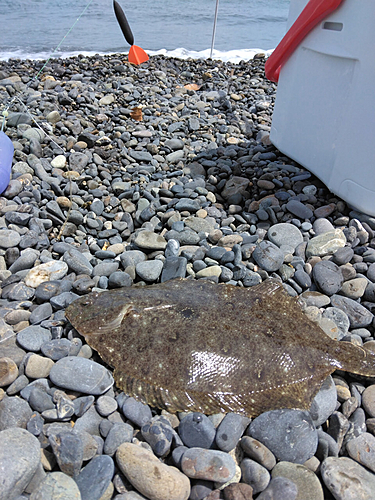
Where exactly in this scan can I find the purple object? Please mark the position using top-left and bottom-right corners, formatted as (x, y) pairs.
(0, 131), (14, 194)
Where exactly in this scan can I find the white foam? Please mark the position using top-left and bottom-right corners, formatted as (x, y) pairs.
(0, 47), (273, 64)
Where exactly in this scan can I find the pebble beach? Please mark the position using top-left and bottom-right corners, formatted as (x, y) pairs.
(1, 52), (375, 500)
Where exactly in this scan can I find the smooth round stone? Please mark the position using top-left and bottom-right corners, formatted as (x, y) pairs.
(362, 385), (375, 417)
(35, 280), (73, 302)
(0, 229), (21, 248)
(96, 395), (118, 417)
(92, 261), (119, 277)
(257, 476), (298, 500)
(272, 462), (324, 500)
(300, 291), (331, 308)
(29, 302), (53, 325)
(49, 357), (114, 395)
(309, 376), (337, 427)
(104, 422), (133, 456)
(6, 282), (35, 301)
(0, 357), (18, 387)
(108, 271), (132, 288)
(240, 436), (276, 470)
(8, 250), (39, 274)
(286, 200), (313, 219)
(306, 229), (346, 258)
(134, 231), (167, 250)
(332, 247), (354, 266)
(120, 250), (147, 268)
(75, 455), (114, 500)
(0, 427), (41, 500)
(181, 447), (236, 483)
(322, 308), (350, 337)
(252, 241), (284, 272)
(313, 260), (343, 295)
(122, 397), (152, 427)
(0, 396), (33, 430)
(330, 295), (373, 328)
(30, 471), (81, 500)
(195, 265), (221, 278)
(142, 416), (174, 457)
(346, 433), (375, 472)
(50, 291), (79, 310)
(312, 218), (335, 235)
(179, 413), (216, 449)
(175, 198), (201, 213)
(340, 278), (368, 299)
(165, 138), (184, 150)
(135, 260), (163, 282)
(215, 413), (248, 452)
(239, 458), (270, 497)
(25, 354), (54, 379)
(116, 442), (190, 500)
(17, 325), (51, 352)
(367, 262), (375, 282)
(73, 405), (103, 436)
(41, 339), (72, 360)
(24, 261), (69, 288)
(206, 247), (227, 261)
(63, 248), (93, 275)
(321, 456), (375, 500)
(248, 409), (318, 464)
(29, 387), (54, 412)
(267, 223), (303, 250)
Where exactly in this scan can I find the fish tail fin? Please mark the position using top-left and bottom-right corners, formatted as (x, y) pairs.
(335, 341), (375, 377)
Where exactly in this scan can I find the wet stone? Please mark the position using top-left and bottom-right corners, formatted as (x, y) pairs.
(240, 458), (271, 495)
(178, 412), (216, 449)
(6, 282), (35, 301)
(286, 200), (313, 219)
(49, 357), (114, 395)
(181, 447), (237, 483)
(248, 409), (318, 464)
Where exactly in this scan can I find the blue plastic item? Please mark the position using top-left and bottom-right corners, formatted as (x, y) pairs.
(0, 131), (14, 194)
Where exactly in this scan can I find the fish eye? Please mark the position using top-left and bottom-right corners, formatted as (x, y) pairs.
(81, 299), (91, 307)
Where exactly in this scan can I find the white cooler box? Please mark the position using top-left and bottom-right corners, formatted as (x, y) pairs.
(267, 0), (375, 216)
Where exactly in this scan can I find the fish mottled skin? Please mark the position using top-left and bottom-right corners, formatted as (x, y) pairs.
(65, 279), (375, 417)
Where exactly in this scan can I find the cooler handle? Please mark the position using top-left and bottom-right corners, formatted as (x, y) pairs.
(265, 0), (345, 83)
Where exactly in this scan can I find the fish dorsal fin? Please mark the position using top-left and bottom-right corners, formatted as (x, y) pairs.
(333, 341), (375, 378)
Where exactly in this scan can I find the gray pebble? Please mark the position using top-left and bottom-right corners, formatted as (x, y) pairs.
(104, 422), (133, 456)
(27, 411), (44, 436)
(50, 291), (80, 310)
(0, 229), (21, 248)
(75, 455), (115, 500)
(322, 307), (350, 337)
(108, 271), (132, 288)
(248, 409), (318, 464)
(29, 387), (55, 413)
(240, 457), (270, 494)
(0, 396), (33, 430)
(29, 471), (82, 499)
(330, 294), (374, 328)
(181, 447), (236, 482)
(313, 260), (343, 295)
(141, 416), (175, 456)
(74, 405), (103, 436)
(252, 240), (284, 272)
(74, 395), (95, 417)
(310, 375), (337, 427)
(92, 261), (119, 277)
(29, 302), (53, 325)
(0, 427), (41, 500)
(8, 250), (39, 274)
(161, 256), (187, 282)
(267, 223), (303, 250)
(179, 412), (216, 449)
(240, 436), (276, 470)
(96, 395), (118, 417)
(135, 259), (163, 282)
(41, 339), (72, 360)
(49, 431), (83, 477)
(256, 476), (298, 500)
(286, 200), (313, 219)
(63, 248), (93, 275)
(35, 280), (73, 302)
(215, 412), (248, 452)
(122, 397), (152, 427)
(49, 357), (114, 395)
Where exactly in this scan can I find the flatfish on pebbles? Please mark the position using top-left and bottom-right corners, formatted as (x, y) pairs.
(66, 279), (375, 417)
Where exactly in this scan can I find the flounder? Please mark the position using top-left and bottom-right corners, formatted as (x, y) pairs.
(66, 278), (375, 417)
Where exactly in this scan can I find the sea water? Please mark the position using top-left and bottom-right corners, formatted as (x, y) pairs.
(0, 0), (290, 62)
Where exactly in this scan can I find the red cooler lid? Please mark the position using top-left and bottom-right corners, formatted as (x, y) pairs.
(265, 0), (345, 83)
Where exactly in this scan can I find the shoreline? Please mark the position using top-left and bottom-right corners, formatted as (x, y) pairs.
(1, 53), (375, 500)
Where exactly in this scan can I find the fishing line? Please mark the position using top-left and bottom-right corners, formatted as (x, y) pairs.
(1, 0), (95, 132)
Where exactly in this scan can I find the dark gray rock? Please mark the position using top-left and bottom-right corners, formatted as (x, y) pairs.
(49, 431), (83, 477)
(0, 396), (33, 430)
(215, 413), (249, 452)
(313, 260), (343, 296)
(161, 256), (187, 282)
(256, 476), (298, 500)
(240, 458), (270, 494)
(75, 455), (115, 500)
(141, 416), (175, 457)
(63, 248), (93, 275)
(122, 397), (152, 427)
(330, 294), (374, 328)
(248, 409), (318, 464)
(16, 325), (51, 352)
(41, 339), (72, 360)
(178, 413), (216, 449)
(252, 240), (284, 272)
(103, 422), (133, 456)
